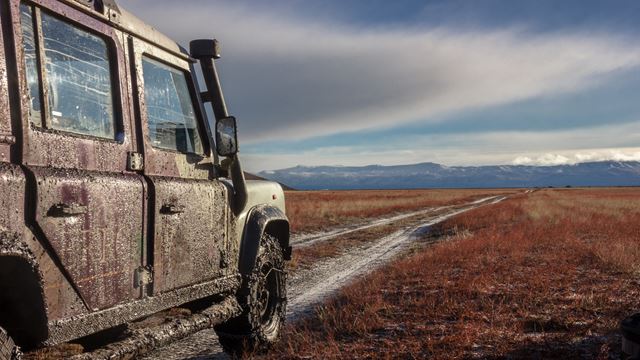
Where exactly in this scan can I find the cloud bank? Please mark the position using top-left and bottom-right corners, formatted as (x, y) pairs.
(242, 121), (640, 171)
(513, 150), (640, 166)
(118, 0), (640, 143)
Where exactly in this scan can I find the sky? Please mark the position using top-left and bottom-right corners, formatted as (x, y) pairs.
(118, 0), (640, 172)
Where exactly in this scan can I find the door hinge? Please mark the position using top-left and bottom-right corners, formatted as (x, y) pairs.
(128, 152), (144, 171)
(134, 266), (153, 288)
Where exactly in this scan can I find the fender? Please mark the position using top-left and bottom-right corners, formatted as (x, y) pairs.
(238, 204), (291, 275)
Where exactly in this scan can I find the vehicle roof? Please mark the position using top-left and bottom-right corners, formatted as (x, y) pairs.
(61, 0), (190, 59)
(117, 6), (189, 58)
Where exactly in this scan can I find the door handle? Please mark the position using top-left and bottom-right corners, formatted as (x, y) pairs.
(47, 203), (88, 217)
(160, 203), (185, 215)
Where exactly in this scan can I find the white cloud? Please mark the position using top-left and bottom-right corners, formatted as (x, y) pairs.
(245, 145), (640, 172)
(514, 150), (640, 166)
(513, 154), (570, 166)
(242, 121), (640, 171)
(118, 0), (640, 143)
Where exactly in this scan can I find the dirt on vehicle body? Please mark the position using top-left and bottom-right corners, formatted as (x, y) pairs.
(0, 0), (290, 358)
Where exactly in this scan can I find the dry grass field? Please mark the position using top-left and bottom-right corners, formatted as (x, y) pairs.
(268, 188), (640, 359)
(286, 189), (518, 233)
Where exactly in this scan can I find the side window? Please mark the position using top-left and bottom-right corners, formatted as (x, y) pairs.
(142, 57), (203, 154)
(19, 4), (42, 127)
(19, 4), (117, 139)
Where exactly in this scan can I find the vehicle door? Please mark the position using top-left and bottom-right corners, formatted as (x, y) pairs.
(131, 38), (228, 294)
(11, 0), (145, 311)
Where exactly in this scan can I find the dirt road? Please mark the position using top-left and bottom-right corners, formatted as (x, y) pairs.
(138, 195), (508, 359)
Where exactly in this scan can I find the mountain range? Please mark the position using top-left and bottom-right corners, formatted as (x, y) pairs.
(258, 161), (640, 190)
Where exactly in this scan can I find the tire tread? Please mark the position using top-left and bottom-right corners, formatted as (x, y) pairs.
(215, 233), (287, 357)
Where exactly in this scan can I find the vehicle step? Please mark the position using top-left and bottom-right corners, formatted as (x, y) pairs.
(69, 297), (241, 360)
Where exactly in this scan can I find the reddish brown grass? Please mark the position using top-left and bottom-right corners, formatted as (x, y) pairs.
(268, 188), (640, 359)
(286, 189), (518, 233)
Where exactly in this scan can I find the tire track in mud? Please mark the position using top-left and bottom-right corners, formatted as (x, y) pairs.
(142, 195), (508, 359)
(291, 195), (501, 248)
(286, 195), (507, 319)
(290, 206), (448, 248)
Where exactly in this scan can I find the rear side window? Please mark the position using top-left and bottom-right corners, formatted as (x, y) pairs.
(19, 4), (116, 139)
(142, 57), (203, 154)
(20, 4), (42, 127)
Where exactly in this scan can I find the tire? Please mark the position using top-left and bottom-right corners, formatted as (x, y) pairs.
(0, 327), (20, 360)
(215, 233), (287, 357)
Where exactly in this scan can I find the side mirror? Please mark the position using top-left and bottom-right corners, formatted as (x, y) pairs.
(216, 116), (238, 157)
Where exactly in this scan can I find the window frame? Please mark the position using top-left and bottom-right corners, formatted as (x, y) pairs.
(140, 54), (207, 155)
(18, 2), (124, 143)
(129, 32), (213, 180)
(138, 51), (210, 156)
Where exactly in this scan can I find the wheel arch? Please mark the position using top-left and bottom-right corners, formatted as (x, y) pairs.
(0, 233), (49, 348)
(238, 204), (291, 275)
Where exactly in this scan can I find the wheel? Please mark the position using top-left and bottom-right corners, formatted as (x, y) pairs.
(215, 233), (287, 356)
(0, 327), (20, 360)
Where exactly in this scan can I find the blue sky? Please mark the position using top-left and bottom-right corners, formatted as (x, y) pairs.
(119, 0), (640, 172)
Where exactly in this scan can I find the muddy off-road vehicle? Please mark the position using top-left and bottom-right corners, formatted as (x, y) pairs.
(0, 0), (291, 358)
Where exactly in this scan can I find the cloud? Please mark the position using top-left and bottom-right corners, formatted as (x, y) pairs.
(514, 150), (640, 166)
(241, 121), (640, 171)
(513, 154), (572, 166)
(118, 0), (640, 143)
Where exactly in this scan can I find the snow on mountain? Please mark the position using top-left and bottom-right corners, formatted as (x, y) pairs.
(258, 161), (640, 190)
